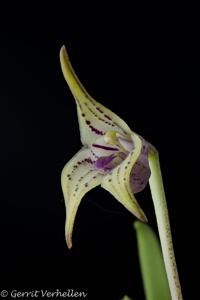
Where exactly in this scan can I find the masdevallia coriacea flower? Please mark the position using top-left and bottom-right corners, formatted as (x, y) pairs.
(60, 46), (151, 249)
(59, 46), (183, 300)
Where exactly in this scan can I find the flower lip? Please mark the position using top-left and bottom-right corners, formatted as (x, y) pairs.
(93, 134), (151, 188)
(95, 154), (116, 170)
(91, 131), (133, 172)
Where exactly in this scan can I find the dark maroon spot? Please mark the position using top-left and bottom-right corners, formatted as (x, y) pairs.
(82, 113), (85, 117)
(84, 158), (93, 164)
(93, 113), (113, 126)
(86, 120), (91, 125)
(96, 107), (103, 113)
(78, 161), (81, 165)
(104, 114), (112, 120)
(108, 179), (112, 182)
(85, 183), (88, 187)
(93, 176), (96, 179)
(89, 125), (104, 135)
(92, 144), (118, 151)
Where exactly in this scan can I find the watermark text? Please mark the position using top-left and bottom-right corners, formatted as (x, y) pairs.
(0, 289), (88, 298)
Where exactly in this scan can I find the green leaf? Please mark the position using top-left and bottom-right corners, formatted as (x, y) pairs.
(134, 221), (171, 300)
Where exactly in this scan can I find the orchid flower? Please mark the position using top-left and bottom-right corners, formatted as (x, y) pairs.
(59, 46), (183, 300)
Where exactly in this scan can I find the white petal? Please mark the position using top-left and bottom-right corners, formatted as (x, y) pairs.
(60, 46), (132, 146)
(101, 133), (147, 221)
(61, 148), (103, 248)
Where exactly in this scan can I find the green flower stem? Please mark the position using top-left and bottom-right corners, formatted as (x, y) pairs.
(148, 147), (183, 300)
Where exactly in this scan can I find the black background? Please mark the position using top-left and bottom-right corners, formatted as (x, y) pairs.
(0, 6), (198, 300)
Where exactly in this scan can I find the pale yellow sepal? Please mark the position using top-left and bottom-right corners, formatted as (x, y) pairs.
(60, 46), (132, 146)
(61, 148), (103, 248)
